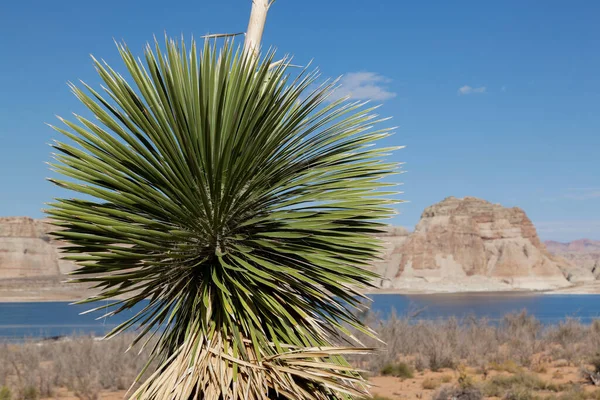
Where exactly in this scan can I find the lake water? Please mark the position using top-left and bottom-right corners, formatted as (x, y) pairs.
(1, 294), (600, 340)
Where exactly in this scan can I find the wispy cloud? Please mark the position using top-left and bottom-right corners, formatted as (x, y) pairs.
(563, 188), (600, 201)
(534, 220), (600, 240)
(458, 85), (486, 95)
(332, 72), (396, 101)
(540, 188), (600, 202)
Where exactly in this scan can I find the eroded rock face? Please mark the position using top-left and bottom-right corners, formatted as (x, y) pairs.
(545, 239), (600, 279)
(372, 197), (574, 291)
(1, 204), (592, 294)
(372, 226), (410, 287)
(0, 217), (76, 279)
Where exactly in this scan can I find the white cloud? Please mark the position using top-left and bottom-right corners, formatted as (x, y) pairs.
(333, 72), (397, 101)
(458, 85), (486, 95)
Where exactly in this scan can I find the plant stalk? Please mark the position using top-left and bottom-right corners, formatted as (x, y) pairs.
(244, 0), (270, 60)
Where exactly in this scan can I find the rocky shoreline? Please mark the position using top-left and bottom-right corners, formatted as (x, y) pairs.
(1, 279), (600, 303)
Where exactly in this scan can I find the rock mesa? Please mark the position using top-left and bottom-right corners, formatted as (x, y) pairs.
(373, 197), (574, 292)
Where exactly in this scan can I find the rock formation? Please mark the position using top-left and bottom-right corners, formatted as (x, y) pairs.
(545, 239), (600, 279)
(0, 217), (75, 279)
(371, 197), (574, 292)
(1, 199), (595, 295)
(372, 226), (410, 287)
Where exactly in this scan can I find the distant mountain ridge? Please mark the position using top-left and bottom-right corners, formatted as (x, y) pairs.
(545, 239), (600, 253)
(545, 239), (600, 280)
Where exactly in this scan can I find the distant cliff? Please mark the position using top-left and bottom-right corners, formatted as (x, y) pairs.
(0, 217), (76, 279)
(371, 197), (577, 292)
(1, 200), (597, 297)
(545, 239), (600, 280)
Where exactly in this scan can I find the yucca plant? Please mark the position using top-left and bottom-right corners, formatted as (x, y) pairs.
(46, 36), (399, 399)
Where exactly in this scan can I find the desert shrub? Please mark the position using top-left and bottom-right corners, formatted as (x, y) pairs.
(583, 321), (600, 360)
(482, 372), (562, 397)
(497, 311), (542, 366)
(53, 337), (100, 400)
(586, 389), (600, 400)
(590, 355), (600, 373)
(503, 387), (536, 400)
(433, 386), (483, 400)
(0, 345), (9, 387)
(456, 364), (476, 390)
(546, 318), (587, 362)
(539, 386), (595, 400)
(531, 360), (549, 374)
(4, 342), (52, 400)
(422, 377), (441, 390)
(0, 386), (11, 400)
(460, 316), (498, 368)
(580, 354), (600, 386)
(21, 386), (38, 400)
(366, 310), (420, 372)
(379, 362), (413, 379)
(95, 334), (147, 390)
(0, 334), (155, 399)
(416, 320), (459, 371)
(554, 359), (569, 367)
(551, 370), (564, 380)
(347, 310), (415, 373)
(489, 360), (522, 373)
(441, 374), (453, 383)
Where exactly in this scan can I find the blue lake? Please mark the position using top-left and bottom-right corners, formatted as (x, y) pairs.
(1, 294), (600, 340)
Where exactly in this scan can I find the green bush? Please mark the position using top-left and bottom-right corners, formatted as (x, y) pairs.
(379, 362), (414, 379)
(0, 386), (11, 400)
(590, 354), (600, 373)
(503, 388), (536, 400)
(483, 372), (563, 397)
(21, 387), (38, 400)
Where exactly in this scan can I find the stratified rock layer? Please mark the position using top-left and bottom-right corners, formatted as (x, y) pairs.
(545, 239), (600, 279)
(372, 197), (573, 292)
(2, 199), (594, 295)
(0, 217), (75, 279)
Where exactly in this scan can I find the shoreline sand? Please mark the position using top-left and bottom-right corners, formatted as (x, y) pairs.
(1, 282), (600, 303)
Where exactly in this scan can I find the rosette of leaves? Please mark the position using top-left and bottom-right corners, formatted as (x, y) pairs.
(47, 38), (400, 399)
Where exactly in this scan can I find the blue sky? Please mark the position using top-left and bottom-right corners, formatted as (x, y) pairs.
(0, 0), (598, 241)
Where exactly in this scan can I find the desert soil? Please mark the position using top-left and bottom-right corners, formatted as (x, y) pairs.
(369, 363), (591, 399)
(37, 362), (595, 400)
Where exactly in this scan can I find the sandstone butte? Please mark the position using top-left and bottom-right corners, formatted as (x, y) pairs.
(0, 197), (597, 297)
(371, 196), (595, 293)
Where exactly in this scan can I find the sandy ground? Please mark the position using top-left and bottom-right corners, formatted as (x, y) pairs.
(543, 281), (600, 294)
(41, 389), (128, 400)
(368, 363), (594, 399)
(0, 287), (94, 302)
(2, 281), (600, 303)
(37, 363), (596, 400)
